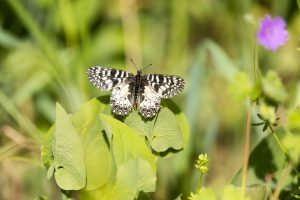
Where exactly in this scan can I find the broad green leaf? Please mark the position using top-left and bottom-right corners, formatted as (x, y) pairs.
(124, 108), (183, 152)
(162, 99), (189, 146)
(188, 187), (217, 200)
(221, 185), (251, 200)
(53, 103), (86, 190)
(72, 98), (112, 190)
(113, 159), (156, 200)
(99, 114), (156, 171)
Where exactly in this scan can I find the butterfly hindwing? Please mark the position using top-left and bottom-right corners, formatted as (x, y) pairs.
(110, 81), (133, 116)
(143, 74), (185, 98)
(87, 66), (134, 91)
(138, 81), (161, 118)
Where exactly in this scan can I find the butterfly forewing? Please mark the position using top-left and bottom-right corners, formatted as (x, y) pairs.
(143, 74), (185, 98)
(87, 66), (134, 91)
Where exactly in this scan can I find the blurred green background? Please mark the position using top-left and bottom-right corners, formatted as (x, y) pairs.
(0, 0), (299, 199)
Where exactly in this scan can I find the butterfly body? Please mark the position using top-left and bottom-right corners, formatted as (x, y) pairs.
(87, 66), (184, 118)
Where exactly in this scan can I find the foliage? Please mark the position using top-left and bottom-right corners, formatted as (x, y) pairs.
(41, 97), (187, 198)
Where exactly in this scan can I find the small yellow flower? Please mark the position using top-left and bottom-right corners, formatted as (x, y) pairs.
(195, 153), (209, 174)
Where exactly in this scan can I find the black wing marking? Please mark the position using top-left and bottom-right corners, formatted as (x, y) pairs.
(143, 74), (185, 98)
(87, 66), (134, 91)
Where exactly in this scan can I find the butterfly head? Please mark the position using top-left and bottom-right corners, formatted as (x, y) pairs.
(130, 59), (152, 74)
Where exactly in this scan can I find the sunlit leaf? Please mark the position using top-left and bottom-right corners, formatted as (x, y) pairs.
(72, 98), (112, 190)
(114, 159), (156, 200)
(162, 99), (189, 146)
(100, 114), (156, 171)
(124, 108), (183, 152)
(52, 103), (86, 190)
(47, 164), (54, 180)
(222, 185), (251, 200)
(188, 187), (217, 200)
(41, 126), (54, 168)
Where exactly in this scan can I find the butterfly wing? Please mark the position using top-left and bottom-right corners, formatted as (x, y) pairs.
(138, 74), (185, 118)
(110, 81), (134, 116)
(138, 82), (161, 118)
(87, 66), (134, 91)
(143, 74), (185, 98)
(87, 66), (134, 116)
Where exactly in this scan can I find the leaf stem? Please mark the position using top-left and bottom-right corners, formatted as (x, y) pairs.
(241, 103), (252, 196)
(269, 125), (287, 156)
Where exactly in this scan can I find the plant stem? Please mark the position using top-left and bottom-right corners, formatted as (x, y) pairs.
(270, 162), (292, 200)
(272, 131), (287, 155)
(241, 103), (252, 196)
(269, 125), (288, 157)
(197, 172), (203, 192)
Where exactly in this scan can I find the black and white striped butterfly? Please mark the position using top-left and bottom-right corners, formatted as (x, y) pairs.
(87, 66), (185, 118)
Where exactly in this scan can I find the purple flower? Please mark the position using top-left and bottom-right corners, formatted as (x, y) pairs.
(256, 15), (289, 52)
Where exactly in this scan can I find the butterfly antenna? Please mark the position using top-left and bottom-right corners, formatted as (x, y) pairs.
(142, 63), (152, 72)
(130, 59), (139, 71)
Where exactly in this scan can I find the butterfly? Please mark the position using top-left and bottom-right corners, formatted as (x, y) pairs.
(87, 66), (185, 118)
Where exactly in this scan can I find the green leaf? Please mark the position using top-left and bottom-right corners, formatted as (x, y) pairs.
(124, 107), (183, 152)
(228, 72), (259, 101)
(231, 129), (294, 190)
(47, 164), (55, 179)
(137, 192), (152, 200)
(286, 107), (300, 132)
(100, 114), (156, 171)
(188, 187), (217, 200)
(114, 159), (156, 200)
(262, 70), (287, 103)
(34, 196), (49, 200)
(162, 99), (189, 146)
(72, 98), (112, 190)
(221, 185), (251, 200)
(52, 103), (86, 190)
(283, 132), (300, 163)
(41, 126), (54, 168)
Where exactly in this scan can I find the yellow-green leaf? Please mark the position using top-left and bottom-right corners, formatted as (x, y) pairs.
(53, 103), (86, 190)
